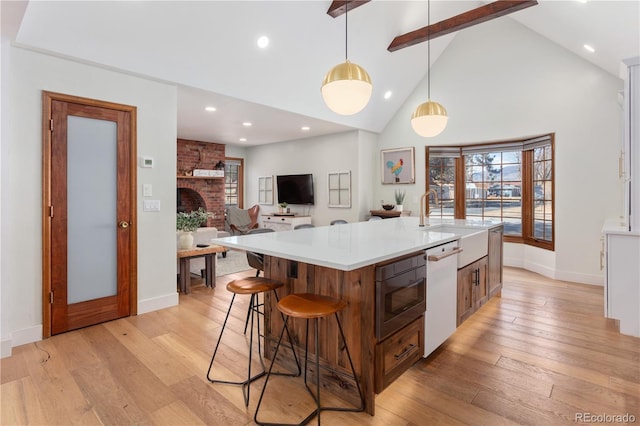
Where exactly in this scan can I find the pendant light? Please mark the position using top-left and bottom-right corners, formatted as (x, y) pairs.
(321, 1), (372, 115)
(411, 0), (448, 137)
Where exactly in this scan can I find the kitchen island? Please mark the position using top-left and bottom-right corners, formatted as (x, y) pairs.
(213, 217), (503, 415)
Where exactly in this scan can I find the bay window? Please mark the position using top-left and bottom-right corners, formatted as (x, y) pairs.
(427, 134), (554, 250)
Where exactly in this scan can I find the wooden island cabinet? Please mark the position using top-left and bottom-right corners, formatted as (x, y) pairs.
(213, 217), (504, 416)
(457, 256), (488, 326)
(262, 256), (380, 414)
(457, 224), (504, 326)
(488, 225), (504, 297)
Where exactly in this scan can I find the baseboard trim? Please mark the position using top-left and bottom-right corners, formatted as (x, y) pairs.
(1, 295), (179, 359)
(1, 325), (44, 358)
(138, 292), (179, 315)
(505, 259), (604, 287)
(554, 269), (604, 286)
(1, 336), (13, 359)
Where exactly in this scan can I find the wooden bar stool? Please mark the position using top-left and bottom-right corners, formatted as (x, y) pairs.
(254, 293), (365, 425)
(206, 277), (301, 407)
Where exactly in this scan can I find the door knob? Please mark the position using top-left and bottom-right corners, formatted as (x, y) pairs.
(119, 221), (129, 229)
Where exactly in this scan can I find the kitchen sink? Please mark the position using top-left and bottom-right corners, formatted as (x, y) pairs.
(427, 225), (488, 268)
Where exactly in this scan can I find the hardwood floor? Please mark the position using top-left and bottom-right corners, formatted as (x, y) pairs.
(2, 267), (639, 425)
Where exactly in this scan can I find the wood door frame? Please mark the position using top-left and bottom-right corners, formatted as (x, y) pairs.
(42, 91), (138, 338)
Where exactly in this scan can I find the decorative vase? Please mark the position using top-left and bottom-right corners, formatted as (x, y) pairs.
(178, 231), (194, 249)
(396, 205), (403, 212)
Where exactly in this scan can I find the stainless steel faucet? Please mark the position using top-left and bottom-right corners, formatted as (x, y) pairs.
(419, 189), (439, 227)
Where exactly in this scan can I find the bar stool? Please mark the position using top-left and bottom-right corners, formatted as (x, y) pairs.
(206, 277), (301, 406)
(254, 293), (365, 425)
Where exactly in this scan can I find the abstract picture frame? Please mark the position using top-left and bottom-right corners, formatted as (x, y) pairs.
(381, 147), (415, 184)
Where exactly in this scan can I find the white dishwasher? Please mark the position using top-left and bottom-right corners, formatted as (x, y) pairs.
(424, 241), (461, 357)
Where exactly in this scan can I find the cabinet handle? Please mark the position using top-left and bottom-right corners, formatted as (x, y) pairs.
(473, 268), (480, 286)
(427, 247), (463, 262)
(394, 343), (417, 361)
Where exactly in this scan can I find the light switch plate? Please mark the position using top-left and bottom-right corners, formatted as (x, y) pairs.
(143, 200), (160, 212)
(143, 184), (152, 197)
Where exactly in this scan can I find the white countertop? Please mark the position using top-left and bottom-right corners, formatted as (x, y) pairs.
(212, 217), (502, 271)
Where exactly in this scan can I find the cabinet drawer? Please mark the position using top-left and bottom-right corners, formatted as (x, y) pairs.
(375, 316), (424, 393)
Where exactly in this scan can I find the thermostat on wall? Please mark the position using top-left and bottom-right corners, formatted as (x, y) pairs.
(141, 157), (154, 168)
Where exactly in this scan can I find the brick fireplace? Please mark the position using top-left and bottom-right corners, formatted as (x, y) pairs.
(177, 139), (225, 229)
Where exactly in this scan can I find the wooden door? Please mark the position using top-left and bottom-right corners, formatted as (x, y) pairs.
(42, 92), (137, 336)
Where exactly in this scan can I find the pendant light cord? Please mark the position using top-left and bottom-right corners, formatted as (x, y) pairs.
(427, 0), (431, 100)
(345, 0), (349, 61)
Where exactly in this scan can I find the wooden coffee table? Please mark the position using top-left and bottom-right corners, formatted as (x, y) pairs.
(177, 244), (227, 294)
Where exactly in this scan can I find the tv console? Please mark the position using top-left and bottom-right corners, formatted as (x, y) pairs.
(261, 214), (312, 231)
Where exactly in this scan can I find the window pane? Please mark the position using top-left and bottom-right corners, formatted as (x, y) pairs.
(464, 150), (522, 237)
(503, 218), (522, 235)
(428, 156), (456, 218)
(430, 137), (553, 249)
(225, 162), (239, 206)
(532, 145), (553, 244)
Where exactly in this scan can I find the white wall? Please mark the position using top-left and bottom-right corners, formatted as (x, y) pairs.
(1, 46), (178, 355)
(245, 131), (368, 225)
(356, 131), (378, 219)
(1, 37), (10, 356)
(375, 17), (623, 285)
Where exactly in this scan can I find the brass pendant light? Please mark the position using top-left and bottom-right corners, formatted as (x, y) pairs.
(411, 0), (448, 137)
(322, 1), (372, 115)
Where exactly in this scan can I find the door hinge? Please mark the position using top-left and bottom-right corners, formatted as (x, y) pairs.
(50, 291), (54, 304)
(49, 205), (54, 218)
(50, 119), (54, 132)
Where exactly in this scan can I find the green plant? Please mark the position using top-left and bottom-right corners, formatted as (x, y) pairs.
(394, 189), (406, 205)
(176, 207), (211, 232)
(279, 202), (288, 208)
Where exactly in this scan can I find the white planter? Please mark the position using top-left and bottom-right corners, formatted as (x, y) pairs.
(396, 205), (403, 212)
(178, 231), (194, 249)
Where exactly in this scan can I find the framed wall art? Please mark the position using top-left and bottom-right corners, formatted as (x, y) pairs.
(327, 171), (351, 208)
(381, 147), (415, 184)
(257, 175), (273, 204)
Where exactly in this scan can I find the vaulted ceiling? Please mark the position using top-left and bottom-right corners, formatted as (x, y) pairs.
(3, 1), (639, 146)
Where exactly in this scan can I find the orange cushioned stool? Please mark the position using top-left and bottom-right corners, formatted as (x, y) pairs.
(254, 293), (365, 425)
(206, 277), (301, 407)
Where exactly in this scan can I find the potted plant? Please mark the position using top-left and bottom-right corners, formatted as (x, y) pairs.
(278, 202), (288, 214)
(394, 189), (406, 212)
(177, 207), (211, 249)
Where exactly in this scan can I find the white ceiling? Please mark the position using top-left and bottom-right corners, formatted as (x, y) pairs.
(4, 1), (639, 146)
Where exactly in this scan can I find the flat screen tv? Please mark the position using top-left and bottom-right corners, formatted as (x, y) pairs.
(276, 174), (314, 205)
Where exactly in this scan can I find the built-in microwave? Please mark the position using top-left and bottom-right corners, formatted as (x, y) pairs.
(375, 252), (427, 340)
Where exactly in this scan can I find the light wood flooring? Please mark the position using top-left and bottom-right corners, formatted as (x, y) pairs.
(2, 267), (639, 425)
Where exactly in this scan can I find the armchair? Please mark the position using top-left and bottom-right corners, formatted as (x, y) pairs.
(226, 204), (260, 235)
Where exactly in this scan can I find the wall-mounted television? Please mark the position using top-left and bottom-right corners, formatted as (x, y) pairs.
(276, 174), (314, 205)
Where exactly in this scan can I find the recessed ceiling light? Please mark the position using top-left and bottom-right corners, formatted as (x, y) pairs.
(383, 91), (392, 100)
(583, 44), (595, 53)
(257, 36), (269, 49)
(301, 126), (310, 131)
(205, 106), (216, 112)
(239, 138), (247, 142)
(242, 122), (252, 127)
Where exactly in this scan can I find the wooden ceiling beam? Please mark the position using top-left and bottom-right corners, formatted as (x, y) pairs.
(327, 0), (371, 18)
(387, 0), (538, 52)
